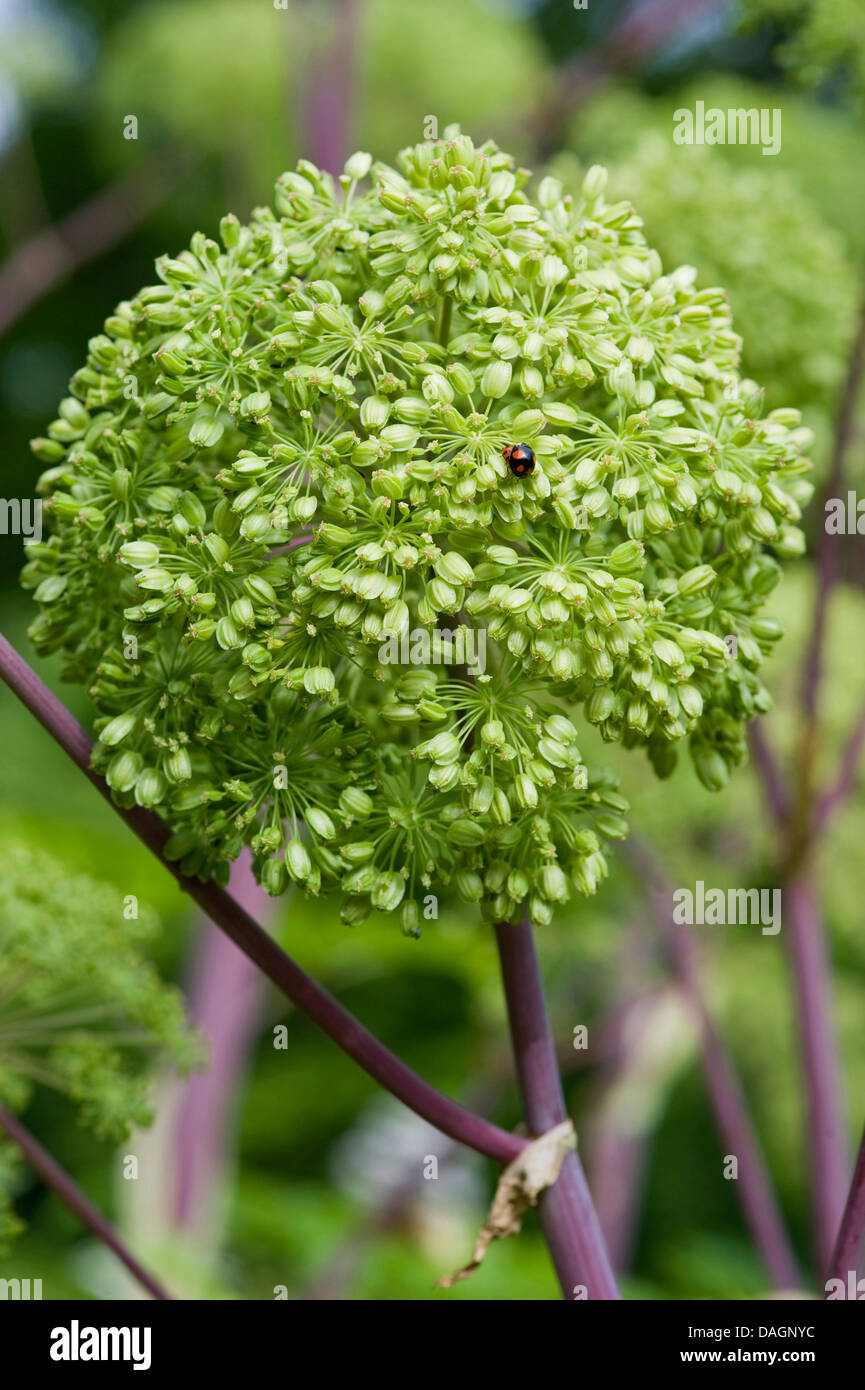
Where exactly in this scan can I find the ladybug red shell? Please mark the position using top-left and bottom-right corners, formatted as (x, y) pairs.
(502, 442), (536, 477)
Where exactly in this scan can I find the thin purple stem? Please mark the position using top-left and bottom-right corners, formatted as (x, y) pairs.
(813, 696), (865, 837)
(587, 988), (678, 1273)
(801, 265), (865, 724)
(300, 0), (362, 176)
(785, 874), (849, 1273)
(827, 1121), (865, 1290)
(0, 632), (522, 1167)
(624, 837), (800, 1288)
(526, 0), (722, 153)
(747, 722), (791, 828)
(0, 1105), (171, 1300)
(761, 267), (865, 1279)
(0, 155), (185, 338)
(494, 919), (621, 1301)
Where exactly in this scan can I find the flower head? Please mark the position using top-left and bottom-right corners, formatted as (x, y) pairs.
(24, 130), (808, 928)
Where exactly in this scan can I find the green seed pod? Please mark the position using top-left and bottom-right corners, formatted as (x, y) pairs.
(165, 747), (193, 783)
(694, 748), (730, 793)
(134, 767), (166, 808)
(455, 871), (484, 903)
(339, 787), (373, 820)
(99, 711), (139, 747)
(340, 897), (371, 928)
(400, 900), (421, 938)
(306, 807), (336, 839)
(106, 750), (143, 792)
(286, 838), (313, 882)
(371, 871), (406, 911)
(514, 773), (538, 809)
(435, 552), (474, 587)
(118, 541), (160, 570)
(262, 858), (288, 896)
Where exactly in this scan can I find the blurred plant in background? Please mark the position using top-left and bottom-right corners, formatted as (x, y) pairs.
(556, 85), (858, 430)
(0, 840), (200, 1254)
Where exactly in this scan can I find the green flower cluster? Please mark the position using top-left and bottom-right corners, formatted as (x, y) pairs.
(23, 131), (809, 931)
(0, 842), (200, 1248)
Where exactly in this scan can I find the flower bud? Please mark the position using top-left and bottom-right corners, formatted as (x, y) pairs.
(345, 150), (373, 180)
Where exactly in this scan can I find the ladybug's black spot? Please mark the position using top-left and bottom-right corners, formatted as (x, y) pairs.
(505, 442), (535, 477)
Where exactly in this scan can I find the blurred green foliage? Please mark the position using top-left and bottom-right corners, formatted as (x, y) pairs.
(739, 0), (865, 104)
(97, 0), (548, 192)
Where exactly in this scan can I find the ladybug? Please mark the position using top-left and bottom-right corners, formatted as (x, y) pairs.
(502, 442), (536, 478)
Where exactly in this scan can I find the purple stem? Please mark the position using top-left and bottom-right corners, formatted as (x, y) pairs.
(0, 1106), (171, 1300)
(785, 874), (849, 1273)
(494, 919), (621, 1301)
(814, 697), (865, 836)
(766, 263), (865, 1282)
(173, 851), (269, 1231)
(801, 266), (865, 723)
(589, 1128), (647, 1275)
(0, 156), (185, 338)
(301, 0), (361, 176)
(587, 988), (675, 1273)
(625, 837), (800, 1288)
(0, 631), (522, 1166)
(747, 722), (791, 827)
(527, 0), (722, 151)
(827, 1122), (865, 1290)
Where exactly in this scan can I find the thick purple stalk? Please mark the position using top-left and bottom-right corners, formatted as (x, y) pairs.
(0, 632), (522, 1166)
(0, 1106), (171, 1300)
(827, 1122), (865, 1289)
(494, 919), (620, 1301)
(785, 873), (849, 1273)
(173, 851), (269, 1231)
